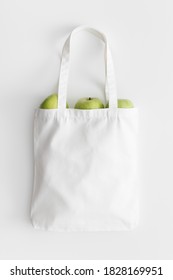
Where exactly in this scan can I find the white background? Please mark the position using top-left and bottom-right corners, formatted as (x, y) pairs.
(0, 0), (173, 260)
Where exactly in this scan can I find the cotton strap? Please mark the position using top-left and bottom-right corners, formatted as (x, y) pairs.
(58, 26), (117, 110)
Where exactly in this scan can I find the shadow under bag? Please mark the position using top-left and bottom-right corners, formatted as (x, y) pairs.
(31, 26), (139, 231)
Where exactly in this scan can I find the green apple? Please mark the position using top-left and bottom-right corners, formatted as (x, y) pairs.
(106, 99), (134, 108)
(74, 97), (104, 109)
(40, 93), (69, 109)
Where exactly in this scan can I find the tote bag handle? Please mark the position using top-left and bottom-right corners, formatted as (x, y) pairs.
(58, 26), (118, 110)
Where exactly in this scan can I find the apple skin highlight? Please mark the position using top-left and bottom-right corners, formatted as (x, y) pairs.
(40, 93), (69, 109)
(106, 99), (134, 108)
(74, 97), (104, 109)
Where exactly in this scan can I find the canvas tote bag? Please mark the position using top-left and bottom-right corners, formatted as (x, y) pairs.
(31, 26), (139, 231)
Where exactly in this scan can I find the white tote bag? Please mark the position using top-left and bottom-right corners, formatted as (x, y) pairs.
(31, 26), (139, 231)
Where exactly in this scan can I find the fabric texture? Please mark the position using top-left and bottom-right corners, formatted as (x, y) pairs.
(31, 26), (139, 231)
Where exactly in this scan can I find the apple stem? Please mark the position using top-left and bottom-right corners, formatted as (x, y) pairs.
(88, 97), (92, 100)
